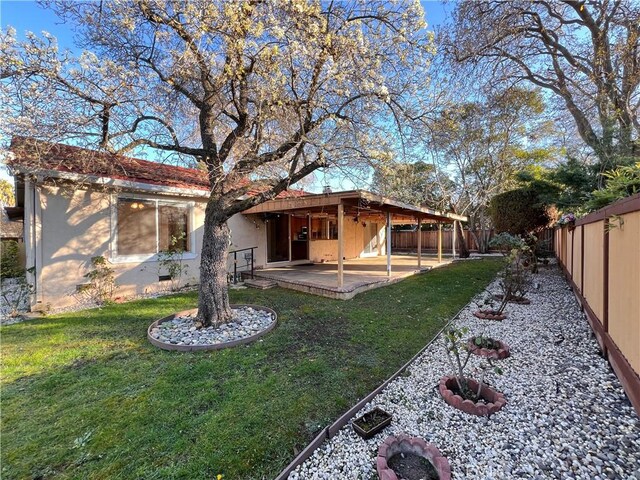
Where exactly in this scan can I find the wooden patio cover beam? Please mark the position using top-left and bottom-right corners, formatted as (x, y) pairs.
(241, 189), (466, 224)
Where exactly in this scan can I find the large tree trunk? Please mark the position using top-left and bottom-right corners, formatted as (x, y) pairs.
(455, 220), (470, 258)
(196, 200), (233, 328)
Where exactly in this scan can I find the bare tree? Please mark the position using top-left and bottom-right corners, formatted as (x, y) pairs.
(448, 0), (640, 170)
(427, 87), (554, 253)
(0, 0), (433, 326)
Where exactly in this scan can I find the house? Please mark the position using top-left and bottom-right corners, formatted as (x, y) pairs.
(7, 136), (465, 310)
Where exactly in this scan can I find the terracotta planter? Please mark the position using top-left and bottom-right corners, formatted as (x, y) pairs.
(352, 407), (392, 439)
(377, 435), (451, 480)
(467, 337), (510, 359)
(473, 309), (507, 321)
(492, 294), (531, 305)
(438, 376), (506, 417)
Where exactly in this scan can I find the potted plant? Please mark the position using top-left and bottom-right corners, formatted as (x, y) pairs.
(467, 335), (510, 359)
(556, 212), (576, 231)
(439, 327), (506, 416)
(352, 407), (392, 439)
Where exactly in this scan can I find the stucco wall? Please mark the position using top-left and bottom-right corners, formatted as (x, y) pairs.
(36, 184), (260, 309)
(308, 219), (386, 262)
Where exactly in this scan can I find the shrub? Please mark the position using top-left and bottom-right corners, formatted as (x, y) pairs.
(79, 256), (116, 305)
(489, 187), (552, 236)
(588, 162), (640, 211)
(1, 240), (24, 278)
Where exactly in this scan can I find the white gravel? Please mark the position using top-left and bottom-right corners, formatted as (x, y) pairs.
(149, 306), (275, 346)
(289, 265), (640, 480)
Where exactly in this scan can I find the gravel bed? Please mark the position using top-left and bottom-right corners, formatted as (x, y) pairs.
(289, 266), (640, 480)
(149, 306), (275, 346)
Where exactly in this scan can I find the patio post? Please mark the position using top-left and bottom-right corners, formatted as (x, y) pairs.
(337, 202), (344, 288)
(452, 220), (457, 258)
(386, 210), (392, 276)
(437, 222), (443, 263)
(416, 216), (422, 270)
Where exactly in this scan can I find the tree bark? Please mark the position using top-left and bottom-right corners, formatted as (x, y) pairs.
(196, 199), (233, 328)
(456, 220), (470, 258)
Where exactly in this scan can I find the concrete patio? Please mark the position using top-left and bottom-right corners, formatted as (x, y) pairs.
(251, 254), (454, 299)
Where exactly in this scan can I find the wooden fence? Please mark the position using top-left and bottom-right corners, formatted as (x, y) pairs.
(555, 192), (640, 414)
(392, 228), (554, 252)
(392, 229), (488, 251)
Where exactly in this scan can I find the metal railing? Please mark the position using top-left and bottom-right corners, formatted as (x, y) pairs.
(228, 246), (257, 284)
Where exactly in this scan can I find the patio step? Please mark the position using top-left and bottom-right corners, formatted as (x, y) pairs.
(244, 278), (278, 290)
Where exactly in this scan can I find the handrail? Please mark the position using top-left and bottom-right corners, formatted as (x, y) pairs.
(228, 246), (257, 284)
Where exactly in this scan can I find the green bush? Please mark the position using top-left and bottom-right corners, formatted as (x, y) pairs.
(1, 240), (24, 278)
(489, 188), (552, 236)
(588, 162), (640, 211)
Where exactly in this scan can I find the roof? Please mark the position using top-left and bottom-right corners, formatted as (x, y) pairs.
(7, 136), (306, 199)
(242, 189), (467, 223)
(1, 218), (23, 239)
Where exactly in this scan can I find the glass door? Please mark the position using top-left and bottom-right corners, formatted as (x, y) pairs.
(266, 214), (289, 263)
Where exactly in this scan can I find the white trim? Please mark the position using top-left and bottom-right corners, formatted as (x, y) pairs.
(13, 167), (211, 198)
(34, 186), (44, 302)
(109, 195), (197, 264)
(23, 179), (36, 307)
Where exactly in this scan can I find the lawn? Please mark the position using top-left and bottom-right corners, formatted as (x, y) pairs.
(1, 259), (502, 480)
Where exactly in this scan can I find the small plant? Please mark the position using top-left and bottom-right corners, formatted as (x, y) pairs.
(443, 327), (502, 402)
(473, 335), (501, 350)
(556, 212), (576, 227)
(81, 256), (116, 305)
(157, 234), (189, 292)
(474, 293), (507, 316)
(0, 267), (35, 317)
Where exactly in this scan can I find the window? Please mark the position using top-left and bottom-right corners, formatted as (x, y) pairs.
(310, 217), (338, 240)
(115, 198), (192, 259)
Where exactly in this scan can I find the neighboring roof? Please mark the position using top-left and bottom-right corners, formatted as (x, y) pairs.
(242, 189), (467, 223)
(1, 219), (23, 239)
(7, 136), (306, 199)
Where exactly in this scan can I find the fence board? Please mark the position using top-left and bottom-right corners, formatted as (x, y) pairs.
(554, 192), (640, 415)
(583, 221), (605, 321)
(608, 211), (640, 374)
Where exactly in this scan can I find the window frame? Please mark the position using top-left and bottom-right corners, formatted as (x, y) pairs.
(110, 195), (197, 263)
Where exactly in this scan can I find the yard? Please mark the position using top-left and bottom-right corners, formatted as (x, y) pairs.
(1, 259), (502, 480)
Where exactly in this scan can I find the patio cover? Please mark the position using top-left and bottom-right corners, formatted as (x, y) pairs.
(243, 190), (466, 288)
(242, 189), (466, 223)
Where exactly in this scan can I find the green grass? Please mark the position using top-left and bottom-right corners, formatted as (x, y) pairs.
(1, 259), (502, 480)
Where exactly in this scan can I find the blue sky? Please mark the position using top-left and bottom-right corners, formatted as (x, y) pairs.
(0, 0), (453, 189)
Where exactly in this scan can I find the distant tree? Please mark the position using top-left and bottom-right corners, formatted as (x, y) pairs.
(427, 87), (554, 254)
(370, 160), (451, 209)
(448, 1), (640, 171)
(1, 0), (433, 327)
(0, 179), (14, 206)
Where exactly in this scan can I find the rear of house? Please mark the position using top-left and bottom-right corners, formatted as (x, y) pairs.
(8, 137), (464, 310)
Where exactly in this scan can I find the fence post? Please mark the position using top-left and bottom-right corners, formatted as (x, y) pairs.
(580, 226), (585, 295)
(602, 218), (610, 357)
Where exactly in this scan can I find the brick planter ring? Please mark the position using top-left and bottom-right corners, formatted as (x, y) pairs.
(147, 305), (277, 352)
(377, 434), (451, 480)
(473, 309), (507, 321)
(439, 376), (506, 417)
(467, 337), (511, 359)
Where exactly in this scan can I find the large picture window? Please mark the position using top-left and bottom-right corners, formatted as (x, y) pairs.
(116, 198), (191, 258)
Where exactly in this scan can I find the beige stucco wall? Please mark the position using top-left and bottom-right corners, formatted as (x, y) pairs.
(308, 219), (386, 262)
(35, 183), (391, 309)
(36, 184), (262, 310)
